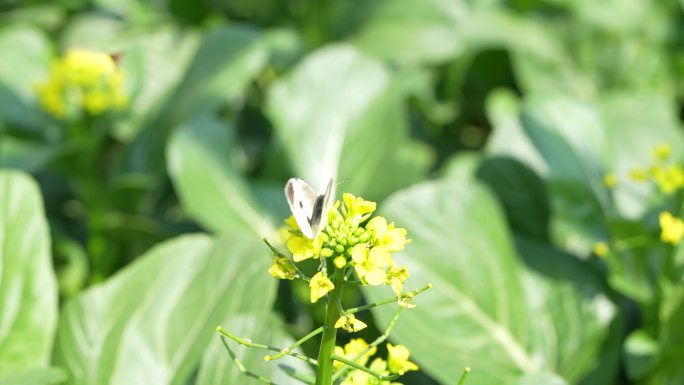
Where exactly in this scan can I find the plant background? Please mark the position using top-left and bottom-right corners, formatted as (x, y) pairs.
(1, 0), (684, 384)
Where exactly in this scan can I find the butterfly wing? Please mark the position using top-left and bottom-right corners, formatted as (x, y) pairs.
(284, 178), (318, 238)
(310, 178), (334, 238)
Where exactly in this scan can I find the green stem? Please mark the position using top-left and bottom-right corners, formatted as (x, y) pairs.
(219, 337), (276, 384)
(331, 355), (401, 381)
(265, 326), (324, 361)
(457, 367), (472, 385)
(216, 326), (317, 365)
(71, 117), (110, 283)
(315, 272), (344, 385)
(345, 284), (432, 314)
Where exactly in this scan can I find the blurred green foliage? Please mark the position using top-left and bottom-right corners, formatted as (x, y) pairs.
(1, 0), (684, 384)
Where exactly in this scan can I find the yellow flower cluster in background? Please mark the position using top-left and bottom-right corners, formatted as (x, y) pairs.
(603, 143), (684, 195)
(35, 49), (127, 118)
(659, 212), (684, 245)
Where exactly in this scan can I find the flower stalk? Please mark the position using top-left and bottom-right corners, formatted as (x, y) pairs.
(315, 272), (344, 385)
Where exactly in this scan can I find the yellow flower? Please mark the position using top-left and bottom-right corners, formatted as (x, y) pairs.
(660, 212), (684, 245)
(335, 338), (376, 370)
(592, 242), (609, 257)
(268, 257), (297, 280)
(287, 235), (322, 262)
(386, 262), (409, 295)
(352, 244), (390, 285)
(387, 343), (419, 375)
(628, 168), (649, 182)
(335, 314), (367, 333)
(60, 49), (118, 86)
(652, 164), (684, 195)
(652, 143), (672, 161)
(309, 272), (334, 303)
(397, 292), (416, 309)
(284, 215), (299, 231)
(343, 193), (377, 223)
(35, 49), (127, 118)
(367, 217), (410, 252)
(602, 173), (618, 188)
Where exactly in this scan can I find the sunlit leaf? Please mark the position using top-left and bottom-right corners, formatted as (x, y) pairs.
(0, 367), (67, 385)
(197, 315), (313, 385)
(167, 116), (275, 238)
(366, 177), (618, 385)
(54, 234), (276, 385)
(267, 44), (427, 200)
(0, 170), (58, 376)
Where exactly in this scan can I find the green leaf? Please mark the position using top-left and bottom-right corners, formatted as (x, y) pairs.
(122, 25), (267, 174)
(167, 116), (275, 237)
(197, 315), (313, 385)
(0, 170), (58, 377)
(0, 24), (52, 131)
(53, 234), (276, 385)
(624, 329), (659, 381)
(367, 177), (617, 385)
(348, 0), (466, 66)
(475, 156), (550, 241)
(487, 92), (608, 254)
(0, 137), (66, 173)
(267, 44), (426, 199)
(516, 372), (568, 385)
(0, 367), (67, 385)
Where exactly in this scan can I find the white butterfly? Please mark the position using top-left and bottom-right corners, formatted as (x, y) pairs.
(284, 178), (334, 239)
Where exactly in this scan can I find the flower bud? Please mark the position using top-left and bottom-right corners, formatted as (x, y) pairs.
(321, 248), (334, 258)
(334, 256), (347, 269)
(335, 244), (345, 254)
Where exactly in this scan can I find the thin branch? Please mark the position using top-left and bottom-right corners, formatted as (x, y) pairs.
(331, 354), (401, 382)
(265, 326), (324, 361)
(216, 326), (317, 365)
(345, 284), (432, 314)
(458, 367), (472, 385)
(220, 336), (276, 384)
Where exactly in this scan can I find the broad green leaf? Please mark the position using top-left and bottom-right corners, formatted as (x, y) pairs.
(60, 13), (125, 51)
(112, 25), (199, 142)
(476, 156), (550, 241)
(54, 234), (276, 385)
(0, 367), (67, 385)
(348, 0), (466, 66)
(197, 315), (313, 385)
(167, 117), (275, 237)
(0, 5), (65, 31)
(624, 329), (659, 381)
(367, 177), (617, 385)
(0, 170), (58, 376)
(122, 25), (267, 174)
(0, 24), (52, 131)
(516, 372), (568, 385)
(0, 137), (66, 172)
(518, 94), (609, 254)
(267, 44), (426, 200)
(485, 89), (547, 175)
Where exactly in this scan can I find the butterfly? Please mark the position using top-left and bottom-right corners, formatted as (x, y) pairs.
(284, 178), (334, 239)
